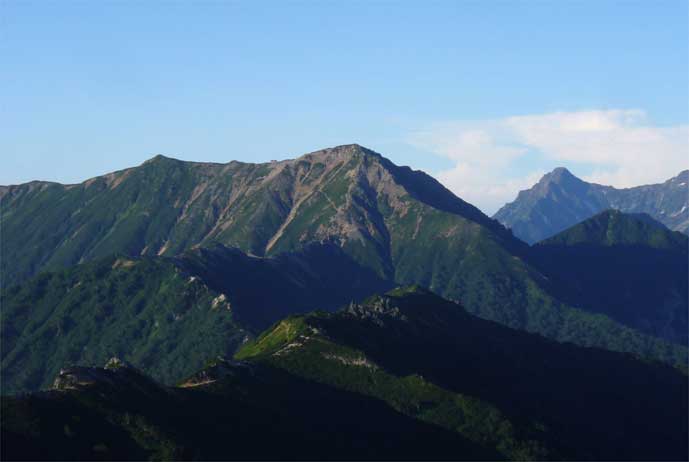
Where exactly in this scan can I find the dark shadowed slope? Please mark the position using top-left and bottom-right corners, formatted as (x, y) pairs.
(530, 210), (688, 344)
(236, 287), (688, 461)
(4, 288), (686, 461)
(2, 358), (497, 461)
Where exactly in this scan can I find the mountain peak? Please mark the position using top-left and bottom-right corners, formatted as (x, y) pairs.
(540, 166), (578, 184)
(333, 143), (367, 151)
(510, 166), (588, 205)
(142, 154), (179, 165)
(298, 143), (381, 164)
(495, 167), (689, 244)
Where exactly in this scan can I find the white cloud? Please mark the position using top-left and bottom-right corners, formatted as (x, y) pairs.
(408, 109), (689, 215)
(436, 164), (545, 215)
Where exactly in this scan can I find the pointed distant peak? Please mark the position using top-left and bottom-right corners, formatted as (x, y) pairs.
(142, 154), (180, 165)
(145, 154), (168, 163)
(528, 167), (586, 196)
(551, 166), (573, 175)
(542, 167), (577, 183)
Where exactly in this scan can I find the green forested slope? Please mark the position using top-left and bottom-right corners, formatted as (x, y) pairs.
(1, 243), (391, 393)
(1, 255), (245, 393)
(3, 145), (686, 381)
(4, 288), (686, 461)
(531, 210), (688, 344)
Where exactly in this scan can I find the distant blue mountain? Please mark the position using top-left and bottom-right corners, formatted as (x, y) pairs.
(494, 168), (689, 244)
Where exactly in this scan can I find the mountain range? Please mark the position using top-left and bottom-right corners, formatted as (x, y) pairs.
(3, 288), (687, 461)
(494, 167), (689, 244)
(0, 145), (506, 287)
(1, 144), (687, 460)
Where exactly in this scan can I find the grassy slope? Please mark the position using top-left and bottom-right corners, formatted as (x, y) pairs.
(236, 316), (550, 461)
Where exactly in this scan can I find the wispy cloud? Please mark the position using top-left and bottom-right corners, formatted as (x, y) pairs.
(408, 109), (689, 215)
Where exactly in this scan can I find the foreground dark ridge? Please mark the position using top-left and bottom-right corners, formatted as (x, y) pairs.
(3, 288), (687, 461)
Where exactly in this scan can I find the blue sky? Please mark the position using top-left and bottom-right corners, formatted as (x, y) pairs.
(3, 1), (688, 213)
